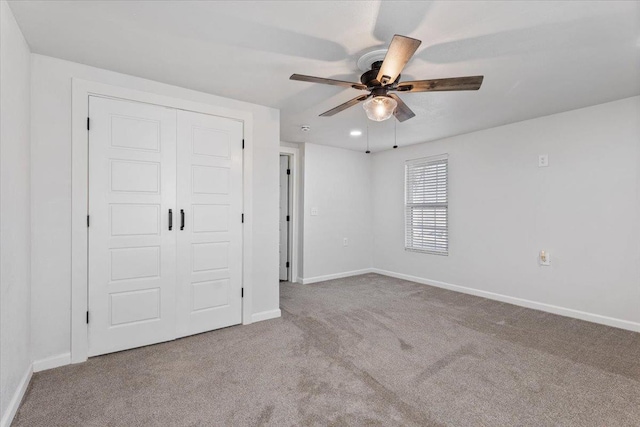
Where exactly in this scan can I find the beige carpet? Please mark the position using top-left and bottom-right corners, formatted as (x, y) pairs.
(13, 273), (640, 426)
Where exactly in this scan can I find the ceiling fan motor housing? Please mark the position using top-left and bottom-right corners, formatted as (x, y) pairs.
(369, 87), (388, 97)
(360, 61), (399, 89)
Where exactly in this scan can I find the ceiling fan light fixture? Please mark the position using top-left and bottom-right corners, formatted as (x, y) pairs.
(290, 35), (483, 123)
(363, 95), (397, 122)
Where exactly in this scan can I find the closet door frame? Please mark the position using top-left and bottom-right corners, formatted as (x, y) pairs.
(71, 79), (254, 364)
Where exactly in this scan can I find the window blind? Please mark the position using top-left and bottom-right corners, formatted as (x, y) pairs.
(405, 154), (448, 255)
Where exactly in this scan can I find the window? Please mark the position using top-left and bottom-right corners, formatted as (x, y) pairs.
(405, 154), (448, 255)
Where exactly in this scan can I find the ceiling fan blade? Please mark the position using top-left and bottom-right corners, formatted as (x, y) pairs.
(319, 94), (370, 117)
(290, 74), (367, 90)
(396, 76), (484, 92)
(388, 94), (415, 122)
(376, 35), (422, 86)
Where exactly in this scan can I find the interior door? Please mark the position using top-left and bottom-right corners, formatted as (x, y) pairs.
(88, 96), (177, 356)
(176, 110), (243, 337)
(279, 155), (290, 281)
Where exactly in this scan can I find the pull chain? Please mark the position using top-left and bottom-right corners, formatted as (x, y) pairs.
(393, 119), (398, 149)
(366, 123), (370, 154)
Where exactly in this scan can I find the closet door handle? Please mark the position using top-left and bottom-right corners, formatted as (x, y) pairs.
(180, 209), (185, 231)
(168, 209), (173, 231)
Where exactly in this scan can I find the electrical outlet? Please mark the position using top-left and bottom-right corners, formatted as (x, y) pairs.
(311, 207), (318, 216)
(538, 154), (549, 167)
(343, 238), (348, 247)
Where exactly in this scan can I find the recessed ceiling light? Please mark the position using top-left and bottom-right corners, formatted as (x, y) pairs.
(350, 130), (362, 136)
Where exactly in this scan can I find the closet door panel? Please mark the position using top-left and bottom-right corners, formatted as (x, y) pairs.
(88, 96), (177, 356)
(176, 110), (243, 337)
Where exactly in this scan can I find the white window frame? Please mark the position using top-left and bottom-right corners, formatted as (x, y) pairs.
(404, 154), (449, 255)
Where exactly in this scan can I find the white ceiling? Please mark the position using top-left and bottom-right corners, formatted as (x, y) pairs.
(9, 1), (640, 152)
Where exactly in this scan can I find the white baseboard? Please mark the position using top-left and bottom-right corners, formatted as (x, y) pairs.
(300, 268), (374, 285)
(33, 352), (71, 372)
(251, 309), (282, 323)
(1, 365), (32, 427)
(372, 269), (640, 333)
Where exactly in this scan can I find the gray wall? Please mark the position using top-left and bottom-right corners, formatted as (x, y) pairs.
(1, 0), (32, 420)
(372, 96), (640, 328)
(302, 143), (373, 280)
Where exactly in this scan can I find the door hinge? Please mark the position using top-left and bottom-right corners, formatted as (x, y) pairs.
(287, 169), (291, 175)
(86, 311), (89, 324)
(242, 139), (244, 149)
(286, 215), (290, 222)
(87, 215), (90, 227)
(286, 261), (290, 268)
(241, 288), (244, 298)
(241, 213), (244, 223)
(87, 117), (90, 131)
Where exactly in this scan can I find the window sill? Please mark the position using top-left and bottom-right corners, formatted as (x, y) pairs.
(405, 248), (448, 256)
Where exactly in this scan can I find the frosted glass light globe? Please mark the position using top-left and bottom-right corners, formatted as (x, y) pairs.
(363, 96), (397, 121)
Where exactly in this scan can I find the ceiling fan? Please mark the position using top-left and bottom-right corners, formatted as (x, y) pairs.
(290, 35), (484, 122)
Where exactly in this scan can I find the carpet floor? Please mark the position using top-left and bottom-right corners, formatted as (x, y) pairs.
(13, 273), (640, 426)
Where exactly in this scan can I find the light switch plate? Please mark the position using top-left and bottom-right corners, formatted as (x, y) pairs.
(538, 154), (549, 167)
(539, 250), (551, 266)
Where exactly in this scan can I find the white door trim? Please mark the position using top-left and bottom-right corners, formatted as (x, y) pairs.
(71, 79), (254, 363)
(279, 145), (299, 283)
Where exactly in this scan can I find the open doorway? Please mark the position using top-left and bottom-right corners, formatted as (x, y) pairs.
(279, 154), (291, 281)
(278, 146), (299, 283)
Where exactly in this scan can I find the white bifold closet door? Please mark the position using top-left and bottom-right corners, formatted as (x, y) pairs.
(176, 110), (243, 337)
(88, 97), (178, 356)
(88, 96), (242, 357)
